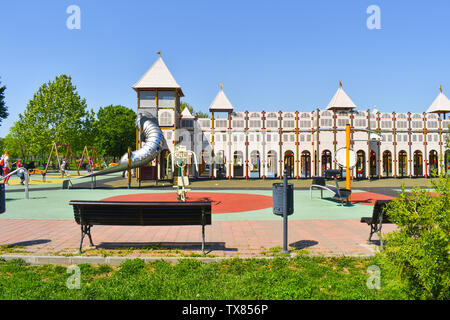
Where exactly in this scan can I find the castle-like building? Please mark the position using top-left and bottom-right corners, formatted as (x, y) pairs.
(133, 56), (450, 180)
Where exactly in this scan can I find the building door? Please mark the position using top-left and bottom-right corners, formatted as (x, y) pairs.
(233, 151), (244, 177)
(413, 151), (423, 177)
(356, 150), (365, 179)
(321, 150), (332, 175)
(369, 151), (377, 178)
(301, 151), (311, 178)
(429, 150), (439, 176)
(250, 150), (260, 178)
(383, 151), (392, 177)
(398, 151), (407, 177)
(284, 150), (295, 178)
(267, 150), (277, 178)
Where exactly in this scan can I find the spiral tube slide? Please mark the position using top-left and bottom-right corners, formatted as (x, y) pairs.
(82, 113), (164, 178)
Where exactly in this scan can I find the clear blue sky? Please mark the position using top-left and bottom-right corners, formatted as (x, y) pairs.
(1, 0), (449, 137)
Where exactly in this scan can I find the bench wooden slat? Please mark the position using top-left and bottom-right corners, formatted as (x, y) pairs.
(69, 200), (212, 253)
(360, 199), (393, 248)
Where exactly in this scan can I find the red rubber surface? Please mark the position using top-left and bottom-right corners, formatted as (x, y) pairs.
(102, 192), (273, 214)
(349, 192), (393, 206)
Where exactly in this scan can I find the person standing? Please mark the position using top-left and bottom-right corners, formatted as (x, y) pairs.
(61, 160), (69, 177)
(2, 151), (11, 185)
(13, 158), (25, 185)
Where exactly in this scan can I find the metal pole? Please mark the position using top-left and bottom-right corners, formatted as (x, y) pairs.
(282, 168), (289, 254)
(346, 124), (351, 200)
(24, 169), (29, 199)
(127, 147), (131, 189)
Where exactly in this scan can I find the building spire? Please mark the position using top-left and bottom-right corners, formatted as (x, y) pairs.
(440, 85), (443, 93)
(339, 80), (342, 88)
(157, 51), (161, 56)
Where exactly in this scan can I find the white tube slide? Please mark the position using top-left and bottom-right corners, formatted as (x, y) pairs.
(82, 112), (164, 177)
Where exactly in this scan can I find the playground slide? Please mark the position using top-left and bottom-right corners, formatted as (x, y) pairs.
(79, 113), (164, 178)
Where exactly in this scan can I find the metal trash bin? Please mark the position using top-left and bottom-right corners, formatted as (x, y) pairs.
(0, 183), (5, 214)
(272, 182), (294, 216)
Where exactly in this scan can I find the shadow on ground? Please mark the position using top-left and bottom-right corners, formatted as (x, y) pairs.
(96, 241), (237, 252)
(289, 240), (319, 250)
(5, 239), (51, 247)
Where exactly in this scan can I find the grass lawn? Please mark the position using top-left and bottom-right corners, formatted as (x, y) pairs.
(0, 256), (409, 300)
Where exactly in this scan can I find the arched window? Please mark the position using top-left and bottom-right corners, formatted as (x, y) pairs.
(383, 151), (392, 177)
(300, 151), (311, 178)
(159, 111), (173, 126)
(321, 150), (332, 174)
(267, 150), (278, 178)
(398, 150), (408, 177)
(413, 150), (423, 177)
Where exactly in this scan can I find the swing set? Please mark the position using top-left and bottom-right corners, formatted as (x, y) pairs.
(77, 146), (101, 173)
(35, 142), (80, 179)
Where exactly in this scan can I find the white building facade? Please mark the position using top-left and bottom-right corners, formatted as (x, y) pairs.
(134, 57), (450, 180)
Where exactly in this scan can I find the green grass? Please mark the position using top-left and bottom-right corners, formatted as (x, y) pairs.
(0, 256), (410, 300)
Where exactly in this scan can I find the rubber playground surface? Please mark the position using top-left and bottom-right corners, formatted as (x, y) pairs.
(0, 172), (415, 258)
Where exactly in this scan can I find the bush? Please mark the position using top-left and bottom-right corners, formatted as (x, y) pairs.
(375, 172), (450, 299)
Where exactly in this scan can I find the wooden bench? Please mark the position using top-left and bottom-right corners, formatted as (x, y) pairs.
(360, 199), (393, 248)
(69, 200), (212, 254)
(310, 177), (351, 205)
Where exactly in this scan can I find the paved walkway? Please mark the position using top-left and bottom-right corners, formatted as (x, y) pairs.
(0, 218), (396, 257)
(0, 173), (414, 259)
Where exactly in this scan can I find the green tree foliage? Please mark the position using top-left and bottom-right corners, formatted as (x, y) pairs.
(94, 105), (136, 161)
(180, 101), (209, 118)
(0, 79), (9, 126)
(375, 173), (450, 299)
(10, 75), (95, 159)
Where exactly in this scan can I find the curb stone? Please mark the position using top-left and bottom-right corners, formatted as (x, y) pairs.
(0, 252), (373, 266)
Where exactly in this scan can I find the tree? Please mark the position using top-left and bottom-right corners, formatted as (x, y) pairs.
(375, 174), (450, 299)
(11, 75), (95, 160)
(94, 105), (136, 161)
(0, 79), (9, 126)
(180, 101), (209, 118)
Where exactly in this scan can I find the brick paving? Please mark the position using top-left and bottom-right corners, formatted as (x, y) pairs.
(0, 218), (396, 257)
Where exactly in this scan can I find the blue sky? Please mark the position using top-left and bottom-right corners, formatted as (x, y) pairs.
(1, 0), (449, 137)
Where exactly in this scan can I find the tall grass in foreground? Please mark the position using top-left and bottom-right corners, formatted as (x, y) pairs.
(0, 256), (409, 300)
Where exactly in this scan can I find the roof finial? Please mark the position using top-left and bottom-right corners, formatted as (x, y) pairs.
(220, 83), (223, 89)
(440, 85), (443, 93)
(339, 80), (342, 88)
(157, 51), (161, 56)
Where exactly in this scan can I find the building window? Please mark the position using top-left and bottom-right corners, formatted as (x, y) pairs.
(283, 120), (295, 128)
(355, 119), (367, 127)
(381, 121), (392, 128)
(181, 119), (194, 128)
(320, 119), (332, 127)
(139, 91), (156, 108)
(267, 120), (278, 128)
(412, 121), (423, 129)
(158, 91), (175, 107)
(233, 120), (244, 127)
(300, 120), (311, 128)
(250, 120), (262, 128)
(216, 120), (227, 128)
(337, 119), (349, 127)
(397, 121), (407, 129)
(159, 111), (173, 126)
(427, 121), (438, 129)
